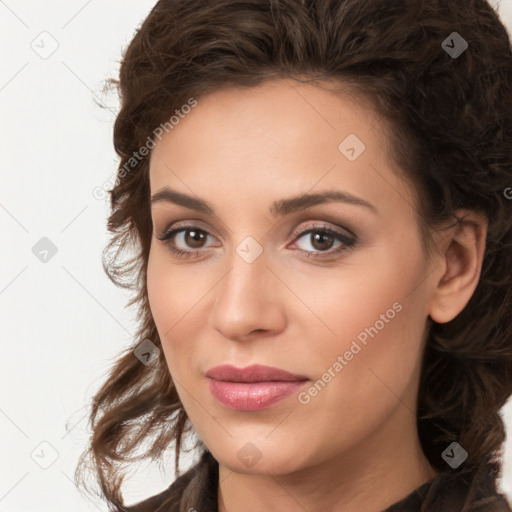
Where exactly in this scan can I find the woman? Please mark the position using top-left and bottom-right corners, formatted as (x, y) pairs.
(75, 0), (512, 510)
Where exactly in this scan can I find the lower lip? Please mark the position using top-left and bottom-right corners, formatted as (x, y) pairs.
(207, 378), (308, 411)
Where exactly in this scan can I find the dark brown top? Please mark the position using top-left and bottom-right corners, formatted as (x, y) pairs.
(119, 451), (512, 512)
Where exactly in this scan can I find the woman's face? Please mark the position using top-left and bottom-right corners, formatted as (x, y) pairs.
(147, 79), (436, 476)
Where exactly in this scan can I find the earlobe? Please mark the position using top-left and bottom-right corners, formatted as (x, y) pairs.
(428, 210), (487, 324)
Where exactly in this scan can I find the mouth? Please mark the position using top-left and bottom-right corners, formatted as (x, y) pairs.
(205, 364), (310, 411)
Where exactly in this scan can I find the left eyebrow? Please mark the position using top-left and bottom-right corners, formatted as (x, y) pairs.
(150, 187), (378, 216)
(269, 190), (378, 217)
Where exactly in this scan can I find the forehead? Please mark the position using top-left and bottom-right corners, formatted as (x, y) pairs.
(148, 79), (417, 219)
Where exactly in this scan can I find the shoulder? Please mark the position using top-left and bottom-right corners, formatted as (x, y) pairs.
(386, 462), (512, 512)
(117, 450), (218, 512)
(451, 463), (512, 512)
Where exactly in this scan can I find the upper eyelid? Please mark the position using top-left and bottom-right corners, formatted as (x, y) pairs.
(154, 205), (361, 237)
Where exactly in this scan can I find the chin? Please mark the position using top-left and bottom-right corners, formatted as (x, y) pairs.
(211, 437), (310, 476)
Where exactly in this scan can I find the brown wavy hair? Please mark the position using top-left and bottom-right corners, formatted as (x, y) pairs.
(75, 0), (512, 509)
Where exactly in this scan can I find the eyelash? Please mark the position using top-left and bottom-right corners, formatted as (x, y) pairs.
(156, 222), (357, 260)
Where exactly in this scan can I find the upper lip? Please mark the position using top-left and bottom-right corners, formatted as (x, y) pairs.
(206, 364), (308, 383)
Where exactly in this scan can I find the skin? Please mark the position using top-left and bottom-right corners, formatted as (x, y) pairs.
(146, 79), (487, 512)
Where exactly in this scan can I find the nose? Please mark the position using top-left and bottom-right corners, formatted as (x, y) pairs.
(210, 247), (287, 341)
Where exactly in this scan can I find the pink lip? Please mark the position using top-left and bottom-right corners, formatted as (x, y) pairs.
(206, 364), (309, 411)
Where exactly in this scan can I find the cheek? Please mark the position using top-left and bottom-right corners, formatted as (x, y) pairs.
(146, 251), (190, 369)
(147, 251), (173, 334)
(290, 242), (428, 397)
(147, 246), (198, 332)
(146, 248), (213, 378)
(286, 271), (427, 457)
(293, 278), (418, 392)
(292, 253), (422, 348)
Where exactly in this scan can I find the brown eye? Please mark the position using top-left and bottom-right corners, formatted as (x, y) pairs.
(292, 225), (355, 257)
(309, 232), (336, 251)
(183, 229), (208, 248)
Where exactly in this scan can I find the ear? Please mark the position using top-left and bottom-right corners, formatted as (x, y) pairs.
(428, 209), (488, 324)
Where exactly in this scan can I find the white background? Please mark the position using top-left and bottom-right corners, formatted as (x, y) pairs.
(1, 1), (511, 510)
